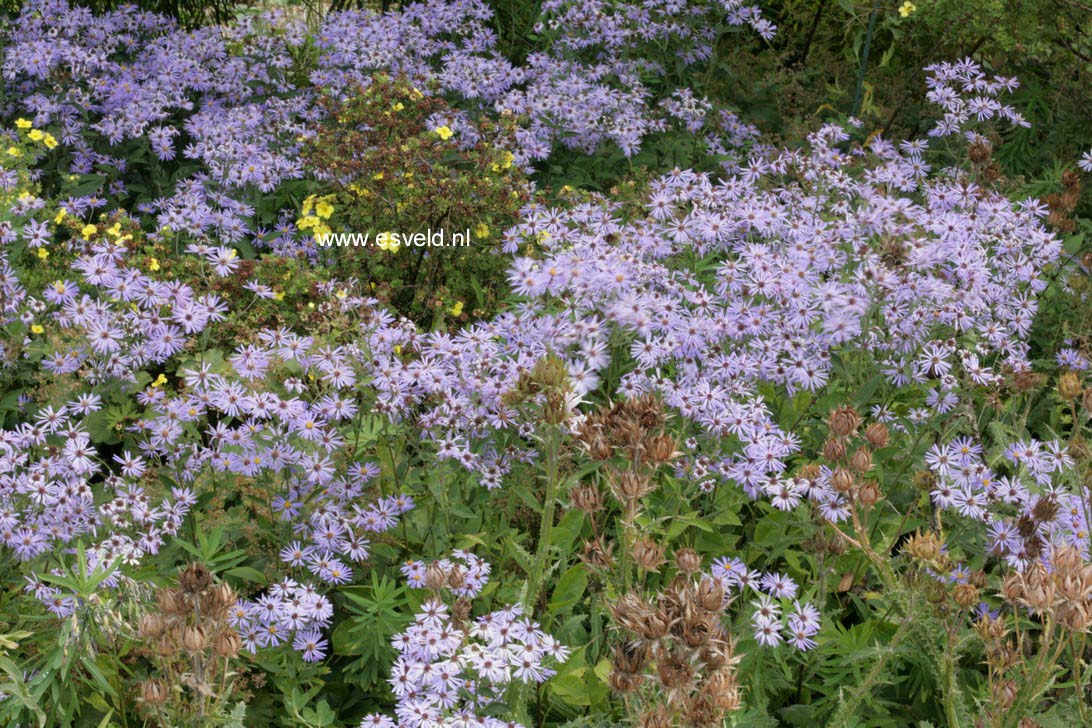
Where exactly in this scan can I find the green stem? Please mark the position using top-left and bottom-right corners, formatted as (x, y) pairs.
(523, 425), (561, 611)
(851, 0), (882, 119)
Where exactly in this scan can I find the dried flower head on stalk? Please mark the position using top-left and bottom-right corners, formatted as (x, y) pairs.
(608, 574), (742, 727)
(135, 563), (245, 722)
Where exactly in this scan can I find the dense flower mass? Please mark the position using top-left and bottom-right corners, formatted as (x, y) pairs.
(363, 553), (569, 728)
(0, 0), (1089, 725)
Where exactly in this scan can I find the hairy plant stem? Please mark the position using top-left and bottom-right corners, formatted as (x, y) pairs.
(523, 424), (562, 612)
(944, 627), (961, 728)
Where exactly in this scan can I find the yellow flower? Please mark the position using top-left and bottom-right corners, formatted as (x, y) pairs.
(43, 134), (57, 149)
(448, 300), (464, 317)
(81, 224), (97, 240)
(15, 119), (31, 129)
(491, 151), (515, 172)
(106, 222), (122, 237)
(7, 147), (20, 157)
(152, 374), (168, 388)
(474, 223), (490, 239)
(30, 324), (44, 335)
(376, 231), (400, 252)
(898, 1), (916, 16)
(27, 129), (43, 142)
(372, 172), (384, 180)
(296, 215), (318, 230)
(433, 125), (454, 141)
(393, 344), (402, 355)
(54, 208), (66, 224)
(273, 291), (285, 301)
(149, 257), (160, 271)
(36, 247), (48, 260)
(315, 199), (334, 219)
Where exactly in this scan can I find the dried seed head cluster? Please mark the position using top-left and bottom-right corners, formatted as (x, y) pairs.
(502, 353), (574, 424)
(135, 563), (244, 720)
(821, 405), (885, 510)
(577, 394), (673, 467)
(608, 575), (742, 727)
(574, 396), (678, 578)
(1001, 545), (1092, 630)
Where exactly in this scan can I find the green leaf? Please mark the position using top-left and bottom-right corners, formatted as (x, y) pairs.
(547, 564), (587, 616)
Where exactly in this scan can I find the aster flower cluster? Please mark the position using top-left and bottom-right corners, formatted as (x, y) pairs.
(346, 60), (1059, 523)
(362, 552), (569, 728)
(709, 557), (821, 650)
(228, 577), (333, 662)
(925, 436), (1084, 571)
(3, 0), (774, 244)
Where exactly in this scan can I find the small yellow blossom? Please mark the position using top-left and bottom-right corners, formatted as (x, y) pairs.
(152, 374), (168, 387)
(31, 324), (44, 334)
(15, 119), (32, 129)
(491, 151), (515, 172)
(81, 224), (97, 240)
(27, 129), (44, 142)
(7, 147), (20, 157)
(54, 208), (66, 224)
(448, 300), (464, 317)
(149, 257), (160, 271)
(433, 125), (454, 141)
(393, 344), (402, 355)
(392, 102), (404, 111)
(273, 291), (285, 301)
(106, 222), (122, 237)
(372, 172), (384, 181)
(898, 1), (916, 16)
(43, 134), (57, 149)
(315, 199), (334, 219)
(376, 231), (400, 252)
(474, 223), (490, 239)
(36, 247), (48, 260)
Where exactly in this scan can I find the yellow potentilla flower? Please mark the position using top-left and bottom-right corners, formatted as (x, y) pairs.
(474, 223), (490, 239)
(152, 374), (168, 387)
(491, 150), (515, 172)
(296, 215), (317, 230)
(392, 102), (404, 111)
(273, 291), (285, 301)
(31, 324), (44, 334)
(393, 344), (402, 355)
(315, 199), (334, 219)
(81, 224), (97, 239)
(43, 134), (57, 149)
(27, 129), (44, 141)
(106, 222), (122, 237)
(302, 195), (315, 216)
(15, 119), (31, 129)
(376, 231), (400, 252)
(7, 147), (20, 157)
(149, 257), (160, 271)
(36, 247), (48, 260)
(433, 125), (454, 141)
(372, 172), (384, 180)
(448, 300), (464, 317)
(313, 222), (331, 236)
(54, 208), (66, 224)
(898, 1), (916, 16)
